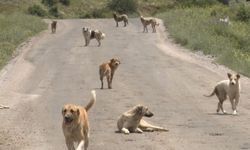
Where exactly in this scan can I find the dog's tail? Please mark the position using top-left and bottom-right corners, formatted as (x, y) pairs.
(139, 119), (169, 132)
(101, 33), (105, 40)
(85, 90), (96, 111)
(203, 88), (216, 97)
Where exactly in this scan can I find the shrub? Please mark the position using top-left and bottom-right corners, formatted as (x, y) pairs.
(60, 0), (70, 6)
(28, 5), (47, 17)
(42, 0), (58, 7)
(108, 0), (138, 13)
(236, 5), (250, 22)
(175, 0), (218, 7)
(49, 6), (60, 17)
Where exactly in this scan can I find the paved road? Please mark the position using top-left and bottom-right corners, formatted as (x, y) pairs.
(0, 18), (250, 150)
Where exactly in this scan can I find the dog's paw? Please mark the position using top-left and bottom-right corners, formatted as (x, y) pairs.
(232, 110), (237, 115)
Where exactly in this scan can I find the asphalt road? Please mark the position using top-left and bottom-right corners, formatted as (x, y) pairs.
(0, 18), (250, 150)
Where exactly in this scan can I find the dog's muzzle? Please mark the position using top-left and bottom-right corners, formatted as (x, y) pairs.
(64, 116), (73, 124)
(144, 112), (154, 117)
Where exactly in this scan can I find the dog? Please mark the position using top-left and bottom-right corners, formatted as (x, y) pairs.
(140, 16), (159, 33)
(82, 27), (105, 46)
(204, 73), (241, 115)
(113, 12), (128, 27)
(219, 16), (230, 25)
(117, 104), (169, 134)
(51, 20), (57, 33)
(99, 58), (120, 89)
(62, 90), (96, 150)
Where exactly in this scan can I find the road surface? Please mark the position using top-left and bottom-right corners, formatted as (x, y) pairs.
(0, 18), (250, 150)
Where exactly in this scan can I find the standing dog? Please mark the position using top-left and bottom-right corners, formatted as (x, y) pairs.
(140, 16), (159, 33)
(113, 12), (128, 27)
(117, 104), (169, 134)
(82, 27), (105, 46)
(62, 90), (96, 150)
(51, 20), (57, 33)
(204, 73), (241, 115)
(99, 58), (120, 89)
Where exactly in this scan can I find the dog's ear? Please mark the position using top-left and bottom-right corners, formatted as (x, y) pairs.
(136, 105), (143, 115)
(62, 108), (66, 115)
(110, 58), (115, 63)
(77, 108), (80, 116)
(236, 74), (240, 79)
(227, 73), (232, 79)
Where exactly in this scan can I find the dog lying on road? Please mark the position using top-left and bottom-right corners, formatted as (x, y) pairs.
(99, 58), (120, 89)
(113, 12), (128, 27)
(82, 27), (105, 46)
(117, 104), (168, 134)
(140, 16), (159, 33)
(204, 73), (241, 115)
(62, 90), (96, 150)
(51, 20), (57, 33)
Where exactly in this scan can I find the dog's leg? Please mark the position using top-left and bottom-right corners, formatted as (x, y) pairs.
(229, 97), (237, 115)
(135, 128), (143, 133)
(116, 21), (118, 27)
(66, 139), (75, 150)
(234, 96), (240, 114)
(84, 134), (89, 150)
(216, 102), (221, 113)
(97, 39), (101, 47)
(76, 140), (84, 150)
(121, 128), (130, 134)
(107, 75), (112, 89)
(124, 20), (126, 27)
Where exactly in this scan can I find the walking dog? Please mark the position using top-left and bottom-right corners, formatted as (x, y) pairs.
(82, 27), (105, 46)
(51, 20), (57, 33)
(62, 90), (96, 150)
(117, 104), (168, 134)
(113, 12), (128, 27)
(99, 58), (120, 89)
(140, 16), (159, 33)
(204, 73), (241, 115)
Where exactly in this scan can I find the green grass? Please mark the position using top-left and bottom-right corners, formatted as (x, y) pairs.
(157, 4), (250, 76)
(0, 12), (46, 69)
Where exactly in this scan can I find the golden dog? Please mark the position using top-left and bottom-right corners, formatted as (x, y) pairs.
(51, 20), (57, 34)
(82, 27), (105, 47)
(62, 90), (96, 150)
(204, 73), (241, 115)
(99, 58), (120, 89)
(117, 104), (169, 134)
(113, 12), (128, 27)
(140, 16), (159, 33)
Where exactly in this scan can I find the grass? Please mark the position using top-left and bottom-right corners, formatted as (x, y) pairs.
(0, 12), (46, 69)
(157, 4), (250, 76)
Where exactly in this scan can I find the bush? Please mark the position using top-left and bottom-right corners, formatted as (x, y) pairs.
(42, 0), (58, 7)
(176, 0), (218, 7)
(49, 6), (60, 17)
(108, 0), (138, 13)
(28, 5), (47, 17)
(236, 5), (250, 22)
(60, 0), (70, 6)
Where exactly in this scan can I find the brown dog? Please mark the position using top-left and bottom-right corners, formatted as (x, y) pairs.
(99, 58), (120, 89)
(113, 12), (128, 27)
(62, 90), (96, 150)
(140, 16), (159, 33)
(51, 20), (57, 33)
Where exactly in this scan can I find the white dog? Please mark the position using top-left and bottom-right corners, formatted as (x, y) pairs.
(204, 73), (241, 115)
(82, 27), (105, 46)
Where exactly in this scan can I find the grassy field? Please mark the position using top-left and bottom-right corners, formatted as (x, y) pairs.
(0, 12), (46, 69)
(158, 3), (250, 76)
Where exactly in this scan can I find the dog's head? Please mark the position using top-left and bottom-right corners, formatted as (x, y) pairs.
(62, 104), (80, 126)
(82, 27), (89, 33)
(110, 58), (121, 68)
(227, 73), (240, 85)
(134, 105), (154, 118)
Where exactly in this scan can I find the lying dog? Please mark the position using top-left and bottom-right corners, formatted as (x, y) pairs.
(62, 90), (96, 150)
(113, 12), (128, 27)
(99, 58), (120, 89)
(140, 16), (159, 33)
(117, 104), (168, 134)
(51, 20), (57, 33)
(204, 73), (241, 115)
(82, 27), (105, 46)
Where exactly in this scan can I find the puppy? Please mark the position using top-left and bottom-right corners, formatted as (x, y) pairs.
(113, 12), (128, 27)
(140, 16), (159, 33)
(99, 58), (120, 89)
(117, 104), (169, 134)
(51, 20), (57, 33)
(62, 90), (96, 150)
(204, 73), (241, 115)
(82, 27), (105, 46)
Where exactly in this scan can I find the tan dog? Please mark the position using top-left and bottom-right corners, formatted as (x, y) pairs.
(113, 12), (128, 27)
(204, 73), (241, 115)
(99, 58), (120, 89)
(140, 16), (159, 33)
(62, 90), (96, 150)
(51, 20), (57, 33)
(117, 104), (169, 134)
(82, 27), (105, 46)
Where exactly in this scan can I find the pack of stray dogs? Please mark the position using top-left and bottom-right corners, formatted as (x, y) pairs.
(51, 13), (242, 150)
